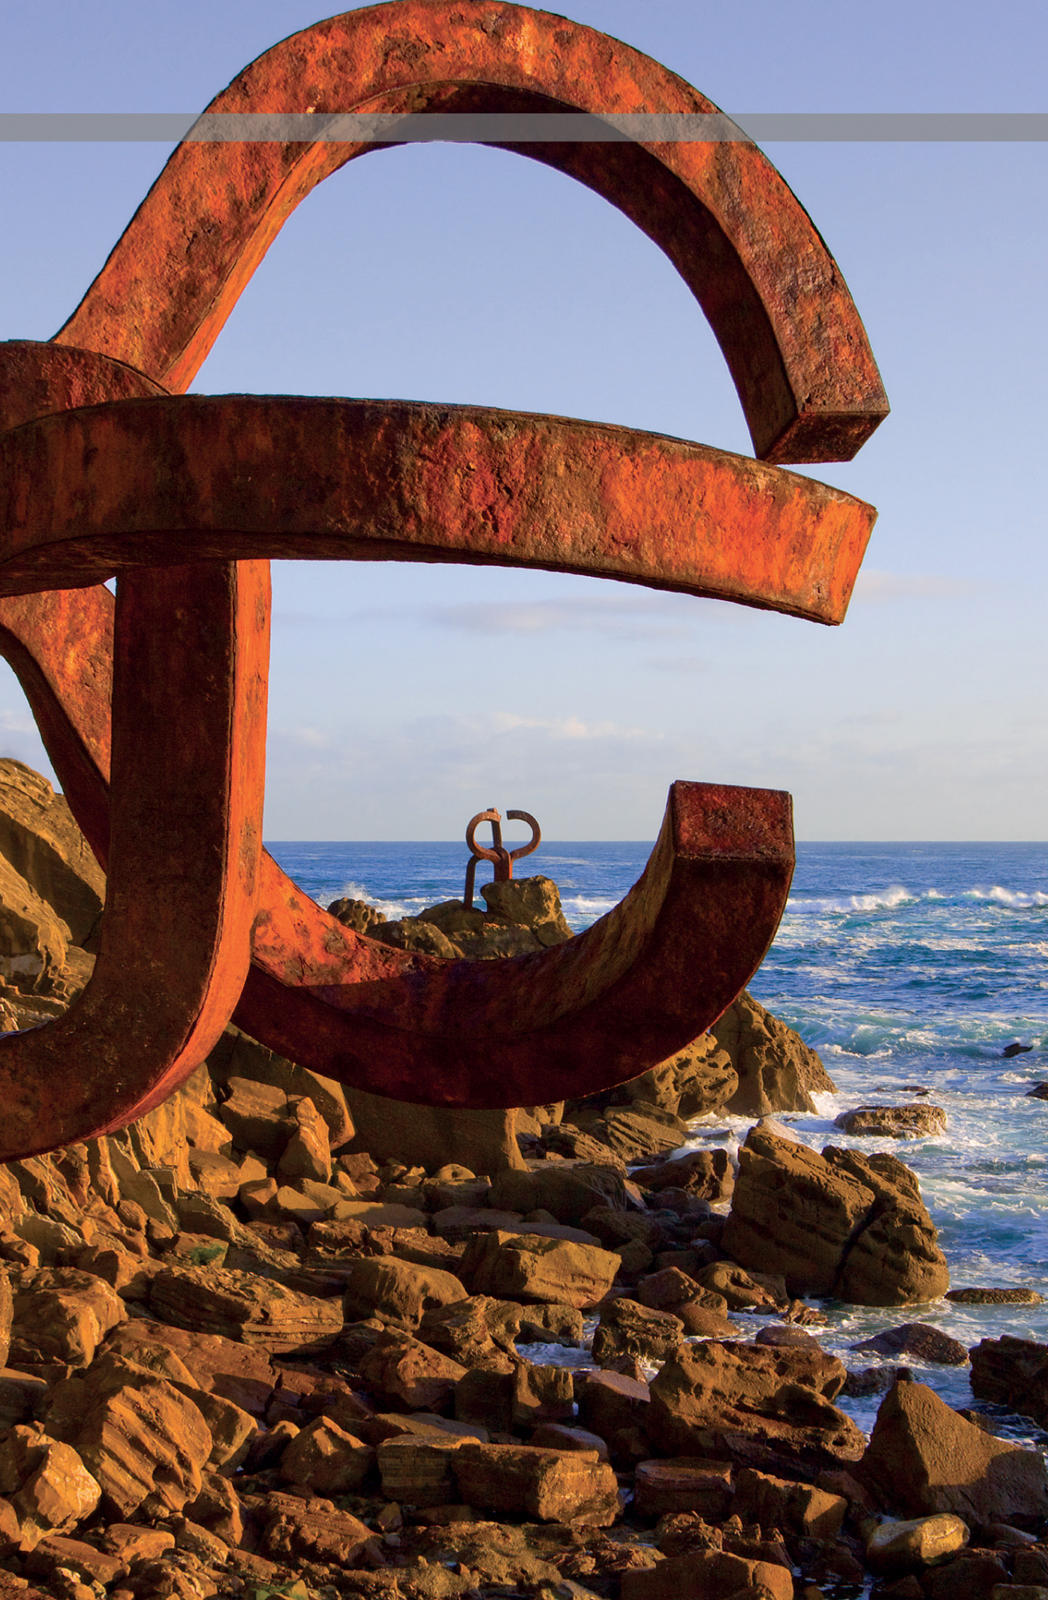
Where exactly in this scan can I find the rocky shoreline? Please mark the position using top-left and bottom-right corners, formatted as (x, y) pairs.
(0, 760), (1044, 1599)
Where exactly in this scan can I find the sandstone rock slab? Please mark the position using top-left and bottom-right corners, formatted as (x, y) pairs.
(862, 1380), (1048, 1525)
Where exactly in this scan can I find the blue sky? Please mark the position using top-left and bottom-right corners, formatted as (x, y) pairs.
(1, 1), (1045, 840)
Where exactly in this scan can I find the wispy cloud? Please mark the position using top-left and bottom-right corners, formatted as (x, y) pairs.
(422, 593), (694, 641)
(852, 569), (975, 603)
(264, 707), (687, 836)
(286, 725), (333, 749)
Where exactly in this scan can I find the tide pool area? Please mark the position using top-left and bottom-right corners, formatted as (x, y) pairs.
(268, 837), (1048, 1436)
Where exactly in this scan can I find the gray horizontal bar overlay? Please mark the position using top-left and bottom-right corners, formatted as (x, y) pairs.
(0, 111), (1045, 143)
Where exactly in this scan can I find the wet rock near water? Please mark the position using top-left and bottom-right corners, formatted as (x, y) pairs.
(851, 1322), (970, 1366)
(835, 1103), (948, 1138)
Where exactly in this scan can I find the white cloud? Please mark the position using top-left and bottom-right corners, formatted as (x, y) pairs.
(852, 569), (975, 603)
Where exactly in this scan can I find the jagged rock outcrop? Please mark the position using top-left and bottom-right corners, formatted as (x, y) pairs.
(0, 761), (104, 949)
(712, 988), (835, 1114)
(722, 1125), (949, 1305)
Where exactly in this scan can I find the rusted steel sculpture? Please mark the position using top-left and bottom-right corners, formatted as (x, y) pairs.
(0, 1), (886, 1156)
(462, 809), (541, 911)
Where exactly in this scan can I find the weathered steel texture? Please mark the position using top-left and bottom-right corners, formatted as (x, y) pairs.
(53, 2), (887, 464)
(0, 560), (269, 1159)
(0, 390), (875, 624)
(0, 586), (791, 1109)
(462, 807), (541, 909)
(237, 782), (795, 1108)
(0, 4), (889, 1144)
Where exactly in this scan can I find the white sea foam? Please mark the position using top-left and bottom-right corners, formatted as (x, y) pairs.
(333, 879), (414, 919)
(967, 884), (1048, 909)
(787, 883), (916, 915)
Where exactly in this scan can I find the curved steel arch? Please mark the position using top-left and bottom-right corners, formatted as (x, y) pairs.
(54, 0), (887, 464)
(0, 5), (888, 1151)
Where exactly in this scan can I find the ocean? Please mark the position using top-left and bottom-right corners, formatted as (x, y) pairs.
(267, 837), (1048, 1443)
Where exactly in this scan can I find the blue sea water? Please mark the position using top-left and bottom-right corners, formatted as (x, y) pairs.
(267, 837), (1048, 1439)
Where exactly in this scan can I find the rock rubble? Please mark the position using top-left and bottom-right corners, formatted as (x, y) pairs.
(0, 765), (1040, 1597)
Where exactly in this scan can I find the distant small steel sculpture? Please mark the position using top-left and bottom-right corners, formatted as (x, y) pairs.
(0, 1), (886, 1156)
(463, 808), (542, 911)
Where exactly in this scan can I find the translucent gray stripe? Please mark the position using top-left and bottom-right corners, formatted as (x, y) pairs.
(0, 111), (1044, 143)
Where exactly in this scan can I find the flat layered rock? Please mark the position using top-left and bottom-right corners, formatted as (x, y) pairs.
(835, 1104), (947, 1138)
(149, 1266), (343, 1353)
(634, 1458), (733, 1518)
(648, 1340), (864, 1464)
(947, 1285), (1044, 1304)
(451, 1441), (620, 1525)
(621, 1548), (793, 1600)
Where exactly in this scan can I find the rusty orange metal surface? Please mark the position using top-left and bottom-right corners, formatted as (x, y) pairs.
(462, 807), (541, 911)
(54, 1), (887, 464)
(0, 2), (888, 1149)
(0, 561), (268, 1158)
(0, 390), (874, 623)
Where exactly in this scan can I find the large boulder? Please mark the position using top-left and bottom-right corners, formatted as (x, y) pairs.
(460, 1231), (619, 1309)
(721, 1126), (949, 1305)
(969, 1335), (1048, 1427)
(451, 1441), (620, 1524)
(342, 1088), (525, 1175)
(712, 989), (835, 1114)
(480, 876), (574, 946)
(10, 1270), (126, 1370)
(0, 760), (104, 948)
(0, 1428), (101, 1553)
(647, 1340), (864, 1465)
(341, 1256), (466, 1331)
(73, 1378), (213, 1520)
(488, 1161), (628, 1225)
(861, 1379), (1048, 1525)
(206, 1029), (353, 1149)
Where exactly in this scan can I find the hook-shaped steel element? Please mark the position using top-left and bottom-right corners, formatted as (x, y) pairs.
(0, 2), (887, 1146)
(54, 2), (887, 463)
(463, 807), (541, 909)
